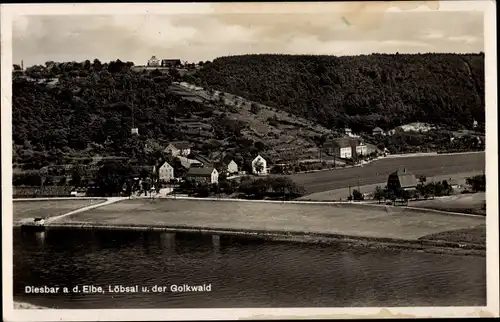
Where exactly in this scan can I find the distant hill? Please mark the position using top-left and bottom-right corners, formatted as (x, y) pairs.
(190, 53), (485, 133)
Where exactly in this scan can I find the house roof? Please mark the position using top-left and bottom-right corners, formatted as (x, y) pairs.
(373, 127), (383, 132)
(390, 169), (418, 188)
(332, 138), (357, 149)
(186, 167), (216, 177)
(190, 152), (213, 165)
(168, 142), (191, 149)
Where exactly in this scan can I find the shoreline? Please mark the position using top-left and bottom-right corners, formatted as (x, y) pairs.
(13, 301), (48, 309)
(16, 221), (485, 257)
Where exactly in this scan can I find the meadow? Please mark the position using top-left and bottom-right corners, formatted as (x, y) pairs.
(57, 199), (484, 242)
(13, 199), (106, 221)
(290, 152), (485, 194)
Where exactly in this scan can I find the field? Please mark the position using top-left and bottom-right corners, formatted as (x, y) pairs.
(420, 225), (486, 246)
(57, 199), (484, 242)
(291, 152), (485, 194)
(300, 172), (483, 201)
(409, 192), (486, 216)
(13, 199), (106, 221)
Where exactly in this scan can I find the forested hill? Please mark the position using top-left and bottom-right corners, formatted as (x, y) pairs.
(191, 53), (485, 132)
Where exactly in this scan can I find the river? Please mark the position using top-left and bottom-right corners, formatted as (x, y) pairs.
(13, 228), (486, 308)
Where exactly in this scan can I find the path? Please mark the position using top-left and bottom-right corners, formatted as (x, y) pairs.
(44, 197), (127, 223)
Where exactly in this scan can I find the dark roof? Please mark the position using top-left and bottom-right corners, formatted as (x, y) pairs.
(186, 167), (216, 177)
(390, 169), (418, 188)
(332, 138), (357, 149)
(191, 152), (213, 165)
(169, 142), (191, 149)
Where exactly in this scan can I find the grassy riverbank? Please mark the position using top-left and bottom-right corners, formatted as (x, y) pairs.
(41, 199), (484, 246)
(13, 199), (106, 221)
(420, 225), (486, 246)
(409, 193), (486, 216)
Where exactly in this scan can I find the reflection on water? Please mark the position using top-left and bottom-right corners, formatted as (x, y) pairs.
(13, 228), (486, 309)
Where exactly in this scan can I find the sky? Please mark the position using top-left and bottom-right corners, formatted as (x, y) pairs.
(11, 3), (484, 67)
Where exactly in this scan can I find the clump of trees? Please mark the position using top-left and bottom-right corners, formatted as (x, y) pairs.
(237, 176), (306, 200)
(191, 53), (485, 133)
(465, 174), (486, 192)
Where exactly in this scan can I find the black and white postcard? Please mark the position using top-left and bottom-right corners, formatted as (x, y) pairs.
(2, 1), (498, 321)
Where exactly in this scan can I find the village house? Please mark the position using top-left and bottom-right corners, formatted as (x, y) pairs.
(447, 178), (462, 191)
(165, 142), (191, 157)
(147, 55), (160, 67)
(372, 127), (384, 136)
(387, 168), (418, 195)
(157, 161), (174, 183)
(344, 128), (352, 136)
(332, 138), (355, 159)
(355, 141), (369, 157)
(186, 167), (219, 184)
(226, 160), (239, 175)
(251, 155), (268, 175)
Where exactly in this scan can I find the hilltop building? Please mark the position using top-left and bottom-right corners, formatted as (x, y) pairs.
(147, 56), (160, 67)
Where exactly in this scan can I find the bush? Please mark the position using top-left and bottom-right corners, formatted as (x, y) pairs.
(352, 189), (364, 201)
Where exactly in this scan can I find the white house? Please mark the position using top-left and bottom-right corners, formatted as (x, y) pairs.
(226, 160), (239, 175)
(251, 155), (268, 175)
(147, 55), (160, 67)
(158, 161), (174, 182)
(355, 142), (368, 157)
(165, 142), (191, 157)
(186, 167), (219, 184)
(333, 138), (353, 159)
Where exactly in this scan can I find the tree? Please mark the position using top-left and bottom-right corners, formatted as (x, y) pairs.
(352, 189), (364, 201)
(70, 165), (84, 187)
(373, 185), (385, 203)
(250, 102), (261, 114)
(466, 174), (486, 192)
(254, 160), (264, 175)
(417, 175), (427, 183)
(94, 161), (131, 196)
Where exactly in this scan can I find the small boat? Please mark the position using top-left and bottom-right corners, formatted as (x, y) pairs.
(21, 217), (46, 232)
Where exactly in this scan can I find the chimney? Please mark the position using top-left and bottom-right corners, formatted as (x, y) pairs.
(21, 60), (24, 70)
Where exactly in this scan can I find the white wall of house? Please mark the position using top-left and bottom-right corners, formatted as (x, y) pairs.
(227, 160), (238, 174)
(148, 56), (160, 66)
(166, 144), (191, 157)
(252, 155), (267, 175)
(339, 147), (352, 159)
(159, 162), (174, 182)
(356, 145), (368, 156)
(211, 169), (219, 184)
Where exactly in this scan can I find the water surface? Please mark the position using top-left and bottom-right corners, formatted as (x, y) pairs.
(13, 228), (486, 308)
